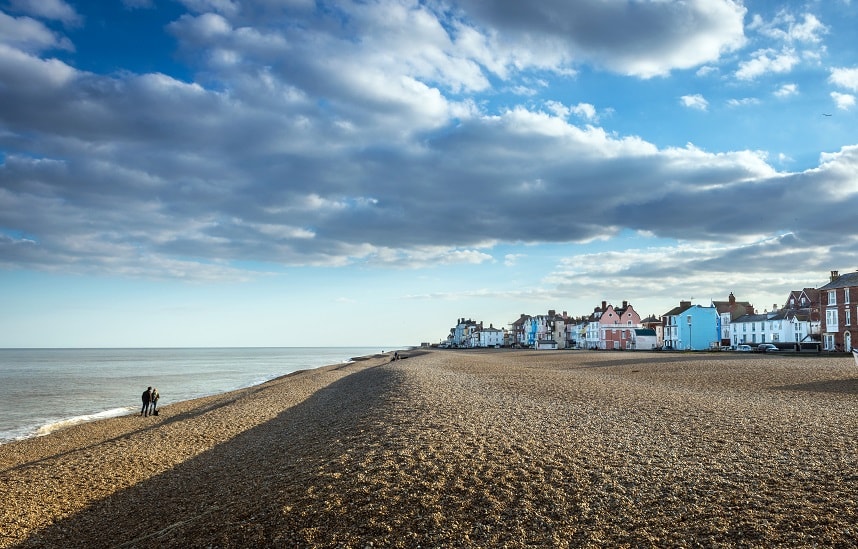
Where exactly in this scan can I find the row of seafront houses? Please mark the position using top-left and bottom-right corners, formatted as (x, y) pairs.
(443, 270), (858, 352)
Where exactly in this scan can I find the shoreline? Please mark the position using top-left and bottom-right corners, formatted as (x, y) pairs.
(0, 347), (402, 446)
(2, 349), (856, 547)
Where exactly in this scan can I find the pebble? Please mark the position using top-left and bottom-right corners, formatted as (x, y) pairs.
(1, 350), (856, 547)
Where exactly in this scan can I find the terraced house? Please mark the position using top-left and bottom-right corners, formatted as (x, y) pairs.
(819, 270), (858, 351)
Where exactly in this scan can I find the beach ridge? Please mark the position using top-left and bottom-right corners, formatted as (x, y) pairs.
(1, 349), (856, 547)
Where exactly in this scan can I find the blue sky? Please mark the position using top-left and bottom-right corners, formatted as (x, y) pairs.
(1, 0), (857, 347)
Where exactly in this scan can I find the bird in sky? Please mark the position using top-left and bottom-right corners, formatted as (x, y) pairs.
(822, 113), (833, 116)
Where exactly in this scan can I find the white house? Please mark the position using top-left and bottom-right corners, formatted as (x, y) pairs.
(730, 309), (815, 347)
(536, 339), (558, 350)
(469, 325), (505, 348)
(629, 328), (658, 350)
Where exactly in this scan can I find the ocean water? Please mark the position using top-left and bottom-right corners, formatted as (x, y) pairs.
(0, 347), (388, 444)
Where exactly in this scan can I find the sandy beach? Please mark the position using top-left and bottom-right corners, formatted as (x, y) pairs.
(1, 349), (857, 548)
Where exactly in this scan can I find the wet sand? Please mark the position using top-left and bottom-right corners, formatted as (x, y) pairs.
(1, 349), (857, 548)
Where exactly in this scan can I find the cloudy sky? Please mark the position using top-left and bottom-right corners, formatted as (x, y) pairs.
(1, 0), (857, 348)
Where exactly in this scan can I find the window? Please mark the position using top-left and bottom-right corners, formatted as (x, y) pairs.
(846, 289), (851, 305)
(826, 309), (839, 331)
(846, 309), (852, 326)
(829, 291), (837, 305)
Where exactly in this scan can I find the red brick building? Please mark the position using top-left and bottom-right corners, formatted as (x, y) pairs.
(819, 270), (858, 351)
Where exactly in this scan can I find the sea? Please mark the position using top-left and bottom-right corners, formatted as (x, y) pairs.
(0, 347), (390, 445)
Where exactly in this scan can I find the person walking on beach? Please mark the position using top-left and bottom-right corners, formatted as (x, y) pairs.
(141, 387), (151, 417)
(149, 387), (160, 416)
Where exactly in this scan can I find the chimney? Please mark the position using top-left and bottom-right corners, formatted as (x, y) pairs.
(601, 300), (607, 310)
(729, 292), (735, 305)
(831, 270), (839, 282)
(622, 300), (628, 309)
(548, 309), (556, 317)
(680, 300), (691, 309)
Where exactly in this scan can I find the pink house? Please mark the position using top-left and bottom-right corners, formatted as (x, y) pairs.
(598, 301), (642, 350)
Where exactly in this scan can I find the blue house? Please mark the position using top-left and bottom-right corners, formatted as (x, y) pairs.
(663, 302), (719, 350)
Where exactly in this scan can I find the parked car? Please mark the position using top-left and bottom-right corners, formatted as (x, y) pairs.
(755, 343), (779, 353)
(736, 345), (752, 352)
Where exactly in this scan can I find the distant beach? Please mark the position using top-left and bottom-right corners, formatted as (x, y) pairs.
(0, 347), (387, 444)
(2, 349), (857, 547)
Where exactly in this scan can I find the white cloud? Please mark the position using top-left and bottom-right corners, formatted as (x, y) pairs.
(829, 67), (858, 91)
(750, 11), (827, 44)
(831, 91), (856, 110)
(680, 94), (709, 111)
(774, 83), (798, 97)
(6, 0), (81, 26)
(178, 0), (240, 17)
(726, 97), (760, 107)
(455, 0), (746, 78)
(788, 13), (827, 43)
(2, 0), (858, 284)
(547, 101), (598, 122)
(735, 48), (799, 80)
(570, 102), (598, 122)
(0, 11), (74, 52)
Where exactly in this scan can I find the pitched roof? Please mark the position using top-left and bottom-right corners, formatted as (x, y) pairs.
(662, 305), (686, 317)
(712, 300), (754, 317)
(819, 271), (858, 290)
(732, 313), (769, 323)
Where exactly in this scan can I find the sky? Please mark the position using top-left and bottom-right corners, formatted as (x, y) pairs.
(1, 0), (857, 348)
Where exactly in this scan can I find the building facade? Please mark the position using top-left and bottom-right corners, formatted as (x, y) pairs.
(819, 270), (858, 351)
(712, 292), (754, 348)
(662, 303), (719, 350)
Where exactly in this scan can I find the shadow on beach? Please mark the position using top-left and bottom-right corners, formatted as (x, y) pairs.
(774, 377), (858, 395)
(15, 363), (407, 548)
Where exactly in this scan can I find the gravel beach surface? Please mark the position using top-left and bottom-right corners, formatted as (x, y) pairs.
(1, 349), (857, 548)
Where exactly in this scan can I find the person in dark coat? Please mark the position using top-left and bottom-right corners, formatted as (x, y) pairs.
(141, 387), (151, 417)
(149, 388), (160, 416)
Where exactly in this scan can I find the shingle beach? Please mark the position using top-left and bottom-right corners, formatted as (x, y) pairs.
(2, 349), (857, 548)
